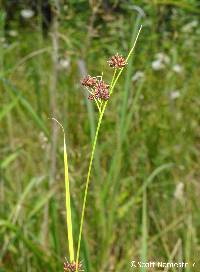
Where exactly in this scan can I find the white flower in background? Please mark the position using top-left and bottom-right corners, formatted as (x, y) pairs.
(132, 71), (145, 82)
(152, 52), (170, 71)
(172, 64), (183, 74)
(59, 58), (70, 70)
(1, 38), (8, 48)
(174, 182), (184, 201)
(8, 30), (18, 37)
(151, 59), (165, 70)
(140, 94), (144, 100)
(0, 37), (6, 43)
(39, 132), (48, 150)
(156, 52), (170, 64)
(170, 90), (180, 100)
(182, 20), (198, 33)
(21, 9), (34, 19)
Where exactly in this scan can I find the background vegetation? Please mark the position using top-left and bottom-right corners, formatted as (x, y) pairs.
(0, 0), (200, 271)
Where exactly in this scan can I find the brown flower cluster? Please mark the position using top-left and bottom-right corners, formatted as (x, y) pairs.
(108, 53), (127, 68)
(81, 76), (110, 101)
(81, 54), (127, 103)
(64, 260), (84, 272)
(81, 75), (97, 88)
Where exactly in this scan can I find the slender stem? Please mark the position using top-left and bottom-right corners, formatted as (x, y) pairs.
(75, 70), (116, 271)
(86, 87), (101, 113)
(75, 108), (104, 271)
(125, 24), (142, 62)
(94, 98), (101, 113)
(76, 25), (142, 270)
(110, 69), (117, 88)
(110, 25), (142, 96)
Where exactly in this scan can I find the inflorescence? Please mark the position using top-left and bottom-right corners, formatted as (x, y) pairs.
(81, 75), (110, 102)
(107, 53), (127, 68)
(81, 54), (127, 110)
(64, 259), (84, 272)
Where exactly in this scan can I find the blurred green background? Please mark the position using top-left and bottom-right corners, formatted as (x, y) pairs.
(0, 0), (200, 271)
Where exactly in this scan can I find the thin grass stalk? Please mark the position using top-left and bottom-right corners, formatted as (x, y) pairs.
(119, 15), (142, 136)
(163, 239), (181, 272)
(52, 118), (75, 262)
(1, 78), (49, 136)
(64, 135), (75, 262)
(99, 20), (143, 267)
(0, 220), (53, 270)
(118, 163), (173, 216)
(76, 25), (142, 271)
(0, 176), (45, 259)
(75, 77), (115, 271)
(102, 14), (143, 202)
(150, 212), (177, 272)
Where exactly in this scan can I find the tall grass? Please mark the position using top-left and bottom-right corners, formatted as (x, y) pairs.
(53, 25), (142, 271)
(75, 25), (142, 271)
(1, 2), (200, 271)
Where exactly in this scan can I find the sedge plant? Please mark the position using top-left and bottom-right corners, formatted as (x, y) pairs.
(54, 25), (142, 272)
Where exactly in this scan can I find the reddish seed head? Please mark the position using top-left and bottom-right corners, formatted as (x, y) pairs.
(93, 80), (110, 101)
(81, 75), (110, 102)
(81, 75), (96, 87)
(64, 260), (84, 272)
(108, 53), (127, 68)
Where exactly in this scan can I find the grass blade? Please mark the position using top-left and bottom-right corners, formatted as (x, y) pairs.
(119, 163), (173, 217)
(0, 97), (19, 121)
(64, 135), (75, 262)
(1, 78), (49, 136)
(0, 151), (20, 169)
(0, 220), (54, 271)
(52, 118), (75, 262)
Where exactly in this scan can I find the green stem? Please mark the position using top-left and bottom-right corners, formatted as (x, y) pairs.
(76, 25), (142, 271)
(75, 106), (104, 271)
(75, 69), (117, 271)
(110, 69), (117, 89)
